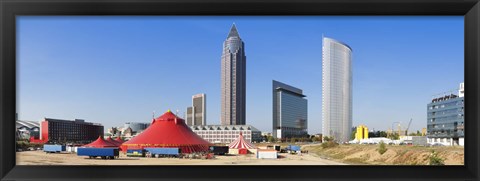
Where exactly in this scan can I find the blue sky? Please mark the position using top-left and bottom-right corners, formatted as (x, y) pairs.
(17, 16), (464, 134)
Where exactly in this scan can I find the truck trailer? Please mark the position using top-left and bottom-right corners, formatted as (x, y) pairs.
(126, 149), (145, 157)
(43, 144), (66, 153)
(77, 147), (119, 159)
(144, 148), (180, 157)
(209, 146), (229, 155)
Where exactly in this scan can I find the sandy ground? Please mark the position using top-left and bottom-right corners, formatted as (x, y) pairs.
(302, 144), (464, 165)
(16, 150), (346, 165)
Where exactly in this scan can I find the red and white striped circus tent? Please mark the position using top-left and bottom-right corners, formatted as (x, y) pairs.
(228, 132), (257, 149)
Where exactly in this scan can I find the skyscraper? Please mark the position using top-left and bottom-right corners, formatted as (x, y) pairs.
(221, 24), (246, 125)
(272, 80), (308, 139)
(322, 37), (353, 143)
(186, 93), (206, 126)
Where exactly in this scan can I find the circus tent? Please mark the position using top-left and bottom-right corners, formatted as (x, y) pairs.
(106, 136), (121, 146)
(228, 132), (257, 149)
(120, 110), (212, 153)
(82, 136), (118, 148)
(114, 137), (124, 143)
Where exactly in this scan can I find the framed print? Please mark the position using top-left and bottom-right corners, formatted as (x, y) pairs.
(1, 0), (479, 180)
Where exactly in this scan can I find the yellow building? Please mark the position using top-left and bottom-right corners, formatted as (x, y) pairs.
(355, 125), (369, 140)
(421, 128), (427, 136)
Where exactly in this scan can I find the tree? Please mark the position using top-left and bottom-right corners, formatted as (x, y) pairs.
(290, 137), (297, 143)
(377, 141), (388, 155)
(351, 128), (357, 140)
(267, 136), (274, 143)
(387, 133), (400, 140)
(429, 150), (445, 165)
(323, 136), (334, 142)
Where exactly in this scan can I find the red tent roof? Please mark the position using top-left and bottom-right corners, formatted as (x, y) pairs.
(229, 132), (257, 149)
(121, 110), (212, 153)
(83, 136), (118, 148)
(115, 137), (124, 143)
(106, 136), (121, 146)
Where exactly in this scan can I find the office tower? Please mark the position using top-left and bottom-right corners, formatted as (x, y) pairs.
(427, 82), (465, 146)
(322, 37), (353, 143)
(221, 24), (246, 125)
(186, 94), (207, 126)
(272, 80), (308, 139)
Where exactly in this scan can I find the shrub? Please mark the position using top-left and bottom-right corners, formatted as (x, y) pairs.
(321, 141), (338, 149)
(429, 150), (445, 165)
(377, 141), (388, 155)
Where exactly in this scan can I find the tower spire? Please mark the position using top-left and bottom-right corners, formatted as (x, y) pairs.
(227, 23), (240, 38)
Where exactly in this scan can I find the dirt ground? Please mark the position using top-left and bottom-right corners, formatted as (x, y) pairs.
(302, 144), (464, 165)
(16, 150), (346, 165)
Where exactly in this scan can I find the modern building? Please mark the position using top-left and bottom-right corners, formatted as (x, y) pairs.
(189, 125), (262, 144)
(106, 122), (151, 140)
(427, 82), (464, 146)
(221, 24), (246, 125)
(355, 125), (369, 141)
(39, 118), (104, 144)
(272, 80), (308, 139)
(186, 93), (207, 126)
(123, 122), (150, 133)
(16, 120), (40, 140)
(322, 37), (353, 143)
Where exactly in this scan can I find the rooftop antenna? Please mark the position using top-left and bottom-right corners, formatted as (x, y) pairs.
(152, 111), (155, 119)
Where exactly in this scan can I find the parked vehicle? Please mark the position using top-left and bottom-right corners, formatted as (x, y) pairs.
(126, 149), (145, 157)
(43, 144), (66, 153)
(209, 146), (229, 155)
(77, 147), (119, 159)
(144, 148), (180, 157)
(286, 145), (301, 152)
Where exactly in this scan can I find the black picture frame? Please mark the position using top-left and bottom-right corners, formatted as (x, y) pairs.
(1, 0), (479, 180)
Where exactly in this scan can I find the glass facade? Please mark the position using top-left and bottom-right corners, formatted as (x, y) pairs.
(221, 24), (246, 125)
(272, 80), (308, 139)
(42, 118), (103, 144)
(322, 37), (353, 143)
(427, 95), (464, 145)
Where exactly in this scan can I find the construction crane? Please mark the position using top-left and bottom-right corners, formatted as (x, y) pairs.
(405, 118), (413, 136)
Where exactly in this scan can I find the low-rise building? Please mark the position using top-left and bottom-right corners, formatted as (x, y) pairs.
(16, 120), (40, 140)
(355, 125), (369, 141)
(190, 125), (262, 144)
(38, 118), (104, 144)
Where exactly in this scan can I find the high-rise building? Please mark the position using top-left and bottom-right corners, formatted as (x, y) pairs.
(186, 93), (207, 126)
(427, 82), (465, 146)
(221, 24), (246, 125)
(322, 37), (353, 143)
(272, 80), (308, 139)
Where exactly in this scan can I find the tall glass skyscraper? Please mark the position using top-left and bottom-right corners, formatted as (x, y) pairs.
(322, 37), (353, 143)
(221, 24), (246, 125)
(272, 80), (308, 139)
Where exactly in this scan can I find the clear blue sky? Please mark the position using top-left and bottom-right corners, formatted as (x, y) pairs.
(17, 16), (464, 134)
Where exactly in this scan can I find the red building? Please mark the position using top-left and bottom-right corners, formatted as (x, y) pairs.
(34, 118), (103, 144)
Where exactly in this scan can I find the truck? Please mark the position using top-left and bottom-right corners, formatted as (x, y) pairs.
(77, 147), (119, 159)
(43, 144), (66, 153)
(144, 148), (180, 158)
(209, 146), (229, 155)
(126, 149), (145, 157)
(286, 145), (301, 153)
